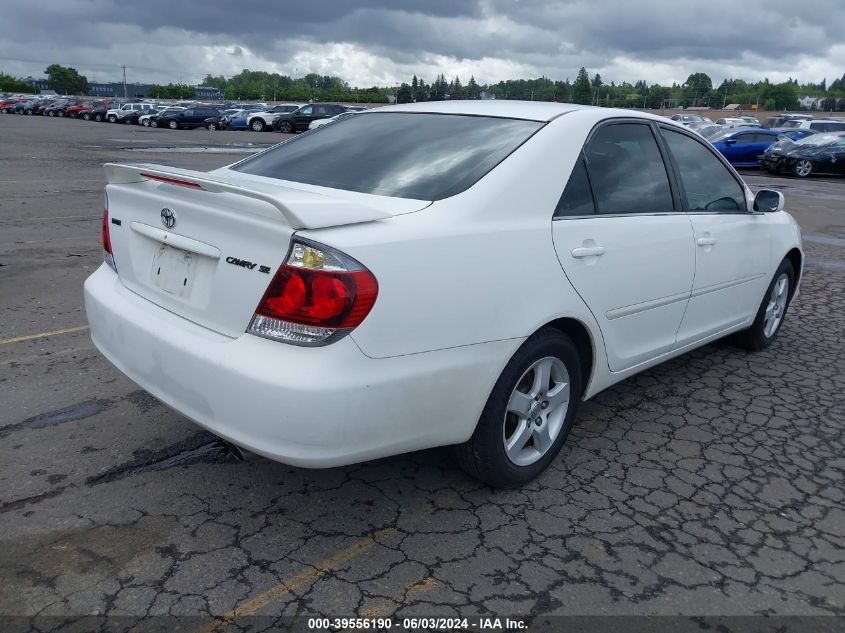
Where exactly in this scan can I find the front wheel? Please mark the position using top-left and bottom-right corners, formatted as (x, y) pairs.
(732, 259), (795, 351)
(250, 119), (265, 132)
(792, 159), (813, 178)
(82, 113), (91, 120)
(56, 110), (65, 117)
(206, 122), (217, 131)
(150, 118), (158, 127)
(47, 110), (55, 117)
(278, 121), (292, 133)
(454, 328), (582, 488)
(107, 114), (117, 123)
(141, 118), (150, 126)
(94, 113), (104, 122)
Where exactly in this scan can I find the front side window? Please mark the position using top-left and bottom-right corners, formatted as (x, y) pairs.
(583, 123), (674, 215)
(733, 133), (755, 144)
(233, 112), (543, 200)
(662, 128), (746, 212)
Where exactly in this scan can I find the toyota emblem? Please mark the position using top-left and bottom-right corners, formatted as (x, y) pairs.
(160, 208), (176, 229)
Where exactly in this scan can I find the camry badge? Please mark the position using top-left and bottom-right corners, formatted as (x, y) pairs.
(160, 208), (176, 229)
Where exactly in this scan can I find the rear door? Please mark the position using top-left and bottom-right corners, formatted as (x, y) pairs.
(551, 120), (695, 372)
(659, 126), (771, 343)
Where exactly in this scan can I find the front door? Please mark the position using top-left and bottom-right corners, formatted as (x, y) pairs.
(552, 121), (695, 372)
(659, 126), (772, 344)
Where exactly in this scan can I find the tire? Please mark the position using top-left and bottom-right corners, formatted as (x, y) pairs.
(56, 110), (65, 117)
(82, 113), (91, 120)
(732, 259), (795, 351)
(250, 119), (265, 132)
(94, 113), (104, 122)
(150, 119), (158, 128)
(792, 159), (813, 178)
(454, 327), (582, 488)
(278, 120), (292, 133)
(167, 119), (179, 130)
(48, 110), (55, 117)
(107, 114), (117, 123)
(141, 118), (150, 126)
(206, 122), (217, 131)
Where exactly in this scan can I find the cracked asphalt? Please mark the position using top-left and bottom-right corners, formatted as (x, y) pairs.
(1, 115), (843, 631)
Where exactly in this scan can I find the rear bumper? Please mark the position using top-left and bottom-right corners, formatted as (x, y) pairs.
(84, 264), (518, 467)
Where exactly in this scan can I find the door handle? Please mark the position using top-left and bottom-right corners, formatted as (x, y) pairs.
(571, 246), (605, 258)
(697, 237), (717, 247)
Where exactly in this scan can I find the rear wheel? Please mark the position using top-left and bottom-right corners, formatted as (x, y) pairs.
(56, 109), (65, 117)
(732, 259), (794, 351)
(793, 159), (813, 178)
(48, 110), (55, 117)
(455, 328), (582, 488)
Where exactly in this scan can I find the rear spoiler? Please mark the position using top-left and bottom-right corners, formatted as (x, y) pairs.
(103, 163), (392, 230)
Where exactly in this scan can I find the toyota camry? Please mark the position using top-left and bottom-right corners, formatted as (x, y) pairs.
(84, 101), (803, 487)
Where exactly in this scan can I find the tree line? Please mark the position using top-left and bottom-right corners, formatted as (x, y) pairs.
(3, 65), (845, 112)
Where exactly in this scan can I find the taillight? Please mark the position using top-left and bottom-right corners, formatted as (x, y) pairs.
(102, 191), (117, 272)
(248, 239), (378, 346)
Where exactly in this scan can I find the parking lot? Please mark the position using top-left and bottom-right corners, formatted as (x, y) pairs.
(1, 115), (844, 630)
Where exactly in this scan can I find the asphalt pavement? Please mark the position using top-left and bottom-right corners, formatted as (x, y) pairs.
(1, 114), (843, 631)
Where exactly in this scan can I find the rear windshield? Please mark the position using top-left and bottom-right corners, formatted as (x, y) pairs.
(232, 112), (544, 200)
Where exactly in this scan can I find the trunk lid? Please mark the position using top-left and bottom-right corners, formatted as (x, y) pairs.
(103, 163), (422, 337)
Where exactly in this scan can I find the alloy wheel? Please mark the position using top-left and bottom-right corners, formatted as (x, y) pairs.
(763, 274), (789, 338)
(503, 356), (570, 467)
(794, 160), (813, 177)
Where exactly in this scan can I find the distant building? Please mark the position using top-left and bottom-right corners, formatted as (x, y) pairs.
(89, 82), (153, 98)
(798, 95), (825, 110)
(23, 76), (49, 92)
(195, 85), (223, 100)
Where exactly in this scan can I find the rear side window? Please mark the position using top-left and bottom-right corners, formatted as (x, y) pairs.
(234, 112), (543, 200)
(662, 129), (746, 212)
(583, 123), (674, 215)
(554, 156), (595, 217)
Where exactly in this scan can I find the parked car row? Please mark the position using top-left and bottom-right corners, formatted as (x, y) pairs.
(668, 111), (845, 176)
(0, 94), (370, 134)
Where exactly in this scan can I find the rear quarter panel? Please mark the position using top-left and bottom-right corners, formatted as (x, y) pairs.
(302, 110), (614, 365)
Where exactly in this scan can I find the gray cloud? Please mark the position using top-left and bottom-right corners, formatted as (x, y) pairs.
(1, 0), (843, 86)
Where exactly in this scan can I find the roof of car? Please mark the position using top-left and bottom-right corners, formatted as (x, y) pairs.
(375, 100), (595, 122)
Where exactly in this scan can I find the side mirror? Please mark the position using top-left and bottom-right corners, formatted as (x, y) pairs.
(753, 189), (784, 213)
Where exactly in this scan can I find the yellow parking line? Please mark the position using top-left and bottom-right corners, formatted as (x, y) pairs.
(196, 527), (398, 633)
(0, 325), (90, 346)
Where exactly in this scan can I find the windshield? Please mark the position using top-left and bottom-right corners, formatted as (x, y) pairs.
(793, 132), (845, 146)
(233, 112), (544, 200)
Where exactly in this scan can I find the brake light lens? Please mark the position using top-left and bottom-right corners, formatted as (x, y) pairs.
(102, 191), (117, 272)
(248, 239), (378, 346)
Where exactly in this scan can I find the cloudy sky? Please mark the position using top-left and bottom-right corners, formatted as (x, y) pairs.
(2, 0), (844, 88)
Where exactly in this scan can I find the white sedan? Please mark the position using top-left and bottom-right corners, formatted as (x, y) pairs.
(308, 110), (360, 130)
(84, 101), (802, 487)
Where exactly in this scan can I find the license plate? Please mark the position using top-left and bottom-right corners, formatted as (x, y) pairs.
(151, 244), (195, 297)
